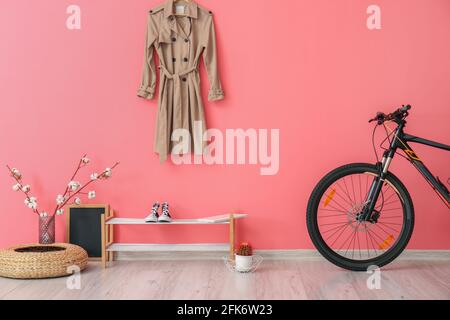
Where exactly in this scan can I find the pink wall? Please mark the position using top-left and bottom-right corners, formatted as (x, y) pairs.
(1, 0), (449, 249)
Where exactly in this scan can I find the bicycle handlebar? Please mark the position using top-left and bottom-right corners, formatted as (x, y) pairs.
(369, 105), (411, 124)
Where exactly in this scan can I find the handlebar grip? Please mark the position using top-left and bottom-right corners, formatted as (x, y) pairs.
(400, 105), (411, 112)
(369, 105), (411, 124)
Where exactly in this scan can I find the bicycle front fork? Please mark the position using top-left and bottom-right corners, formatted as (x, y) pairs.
(360, 152), (394, 222)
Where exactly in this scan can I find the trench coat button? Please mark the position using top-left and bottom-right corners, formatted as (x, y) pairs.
(183, 58), (188, 62)
(184, 39), (189, 43)
(182, 78), (187, 82)
(150, 10), (153, 13)
(172, 37), (177, 42)
(172, 58), (176, 62)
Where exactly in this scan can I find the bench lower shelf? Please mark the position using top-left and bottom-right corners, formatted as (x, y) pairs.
(107, 243), (230, 252)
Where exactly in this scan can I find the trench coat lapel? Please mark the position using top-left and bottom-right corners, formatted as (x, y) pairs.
(164, 0), (198, 19)
(163, 0), (197, 38)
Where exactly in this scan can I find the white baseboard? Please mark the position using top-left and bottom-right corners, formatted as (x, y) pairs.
(114, 249), (450, 261)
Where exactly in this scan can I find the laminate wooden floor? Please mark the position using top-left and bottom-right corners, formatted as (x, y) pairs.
(1, 257), (449, 300)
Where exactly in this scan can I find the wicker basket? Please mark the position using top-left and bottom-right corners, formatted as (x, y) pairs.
(0, 243), (88, 279)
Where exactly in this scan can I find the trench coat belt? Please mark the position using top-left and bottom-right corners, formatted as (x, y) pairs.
(158, 64), (198, 126)
(158, 65), (198, 160)
(158, 65), (198, 80)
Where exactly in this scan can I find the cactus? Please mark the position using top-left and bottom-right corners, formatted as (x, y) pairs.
(236, 242), (253, 256)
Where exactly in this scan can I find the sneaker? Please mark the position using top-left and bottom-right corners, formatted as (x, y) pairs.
(158, 202), (172, 223)
(145, 203), (160, 223)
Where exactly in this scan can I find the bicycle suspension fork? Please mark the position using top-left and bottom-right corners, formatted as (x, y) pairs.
(360, 126), (402, 222)
(360, 152), (393, 221)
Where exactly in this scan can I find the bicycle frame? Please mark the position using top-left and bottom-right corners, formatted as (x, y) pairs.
(362, 121), (450, 221)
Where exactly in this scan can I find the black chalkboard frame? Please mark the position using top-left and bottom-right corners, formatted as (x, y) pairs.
(66, 204), (111, 264)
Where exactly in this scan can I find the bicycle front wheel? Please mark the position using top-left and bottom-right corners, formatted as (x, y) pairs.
(307, 163), (415, 271)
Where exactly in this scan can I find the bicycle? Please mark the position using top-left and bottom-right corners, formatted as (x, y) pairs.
(306, 105), (450, 271)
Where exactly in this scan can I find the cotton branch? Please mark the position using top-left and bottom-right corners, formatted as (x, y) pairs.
(60, 154), (87, 201)
(6, 165), (40, 216)
(7, 157), (120, 220)
(53, 161), (120, 216)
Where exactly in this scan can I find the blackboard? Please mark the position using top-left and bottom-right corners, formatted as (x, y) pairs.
(67, 205), (108, 258)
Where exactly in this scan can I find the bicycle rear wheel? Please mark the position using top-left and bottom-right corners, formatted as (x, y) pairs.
(307, 163), (414, 271)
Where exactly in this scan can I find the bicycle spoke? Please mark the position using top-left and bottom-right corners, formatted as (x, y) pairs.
(383, 190), (397, 203)
(350, 175), (357, 206)
(319, 208), (348, 213)
(378, 222), (400, 233)
(379, 222), (402, 226)
(329, 223), (351, 247)
(348, 224), (360, 259)
(326, 198), (351, 213)
(340, 227), (358, 252)
(356, 224), (362, 259)
(373, 223), (395, 238)
(322, 223), (351, 235)
(367, 228), (387, 244)
(365, 225), (379, 256)
(364, 224), (370, 258)
(365, 174), (370, 197)
(324, 223), (351, 242)
(342, 177), (355, 206)
(318, 214), (349, 219)
(333, 183), (356, 208)
(319, 221), (351, 227)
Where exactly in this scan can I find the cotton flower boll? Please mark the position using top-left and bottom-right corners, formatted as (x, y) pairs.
(25, 200), (37, 210)
(104, 168), (112, 178)
(81, 157), (90, 164)
(68, 181), (80, 191)
(11, 168), (22, 179)
(25, 197), (38, 209)
(74, 197), (82, 205)
(90, 173), (99, 181)
(21, 185), (30, 192)
(56, 194), (65, 205)
(88, 191), (96, 199)
(56, 209), (64, 215)
(28, 203), (36, 209)
(12, 183), (21, 191)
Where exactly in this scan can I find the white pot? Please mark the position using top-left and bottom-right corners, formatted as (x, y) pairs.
(235, 254), (253, 272)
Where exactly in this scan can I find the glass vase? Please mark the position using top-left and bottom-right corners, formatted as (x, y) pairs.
(39, 215), (55, 244)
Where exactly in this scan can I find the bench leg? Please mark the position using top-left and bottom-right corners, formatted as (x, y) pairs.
(108, 224), (114, 262)
(229, 214), (235, 261)
(101, 214), (106, 268)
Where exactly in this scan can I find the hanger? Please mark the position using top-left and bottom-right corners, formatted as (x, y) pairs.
(173, 0), (191, 16)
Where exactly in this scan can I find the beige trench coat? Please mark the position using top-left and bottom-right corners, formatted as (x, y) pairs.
(137, 0), (224, 162)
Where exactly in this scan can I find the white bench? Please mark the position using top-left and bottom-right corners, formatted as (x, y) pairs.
(101, 213), (248, 268)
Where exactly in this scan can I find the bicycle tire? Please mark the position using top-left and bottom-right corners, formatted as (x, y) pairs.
(307, 163), (415, 271)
